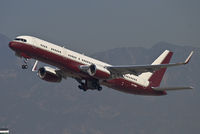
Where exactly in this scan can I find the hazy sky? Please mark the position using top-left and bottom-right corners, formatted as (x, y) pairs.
(1, 0), (200, 53)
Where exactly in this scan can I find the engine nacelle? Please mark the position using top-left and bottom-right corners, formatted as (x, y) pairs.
(79, 64), (110, 79)
(79, 64), (96, 76)
(38, 66), (62, 82)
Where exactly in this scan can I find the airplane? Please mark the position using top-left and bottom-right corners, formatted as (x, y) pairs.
(9, 35), (194, 96)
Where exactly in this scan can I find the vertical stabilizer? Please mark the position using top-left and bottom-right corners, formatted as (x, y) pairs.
(139, 50), (173, 87)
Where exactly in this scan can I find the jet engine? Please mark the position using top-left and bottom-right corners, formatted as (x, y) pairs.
(79, 64), (97, 76)
(79, 64), (110, 79)
(38, 66), (62, 82)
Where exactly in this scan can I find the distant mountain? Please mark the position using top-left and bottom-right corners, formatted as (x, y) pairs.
(0, 34), (200, 134)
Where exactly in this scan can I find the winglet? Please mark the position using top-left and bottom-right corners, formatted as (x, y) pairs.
(184, 51), (194, 64)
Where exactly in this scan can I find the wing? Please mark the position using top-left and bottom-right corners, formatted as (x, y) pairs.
(31, 60), (67, 79)
(106, 51), (193, 76)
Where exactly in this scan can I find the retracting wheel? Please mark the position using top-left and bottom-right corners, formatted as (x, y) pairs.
(22, 58), (28, 69)
(22, 65), (28, 69)
(78, 85), (83, 89)
(78, 85), (87, 91)
(97, 86), (102, 91)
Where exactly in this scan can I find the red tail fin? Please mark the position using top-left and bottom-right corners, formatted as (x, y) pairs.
(149, 51), (173, 87)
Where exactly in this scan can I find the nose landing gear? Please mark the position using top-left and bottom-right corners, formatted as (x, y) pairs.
(22, 58), (28, 69)
(22, 64), (28, 69)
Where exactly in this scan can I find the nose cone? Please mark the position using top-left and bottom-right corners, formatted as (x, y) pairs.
(9, 41), (13, 49)
(9, 41), (16, 50)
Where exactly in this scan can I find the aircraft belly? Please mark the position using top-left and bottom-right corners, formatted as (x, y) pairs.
(103, 78), (166, 96)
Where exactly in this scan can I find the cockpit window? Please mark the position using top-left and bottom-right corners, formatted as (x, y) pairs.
(14, 38), (27, 42)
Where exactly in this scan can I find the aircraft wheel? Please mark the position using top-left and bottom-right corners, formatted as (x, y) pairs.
(97, 86), (102, 91)
(22, 65), (28, 69)
(83, 88), (87, 91)
(78, 85), (83, 89)
(78, 85), (87, 91)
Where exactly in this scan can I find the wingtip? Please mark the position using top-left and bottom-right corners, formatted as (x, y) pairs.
(184, 51), (194, 64)
(183, 86), (194, 90)
(188, 86), (194, 89)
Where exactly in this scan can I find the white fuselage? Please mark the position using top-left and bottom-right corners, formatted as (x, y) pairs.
(32, 36), (149, 86)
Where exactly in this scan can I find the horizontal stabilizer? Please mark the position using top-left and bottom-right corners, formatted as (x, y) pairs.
(152, 86), (193, 91)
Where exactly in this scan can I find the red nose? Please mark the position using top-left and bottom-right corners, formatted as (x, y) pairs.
(9, 42), (13, 49)
(9, 41), (17, 50)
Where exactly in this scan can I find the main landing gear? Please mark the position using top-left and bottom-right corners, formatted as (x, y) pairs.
(78, 84), (102, 91)
(97, 86), (103, 91)
(22, 58), (28, 69)
(78, 84), (87, 91)
(76, 79), (103, 92)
